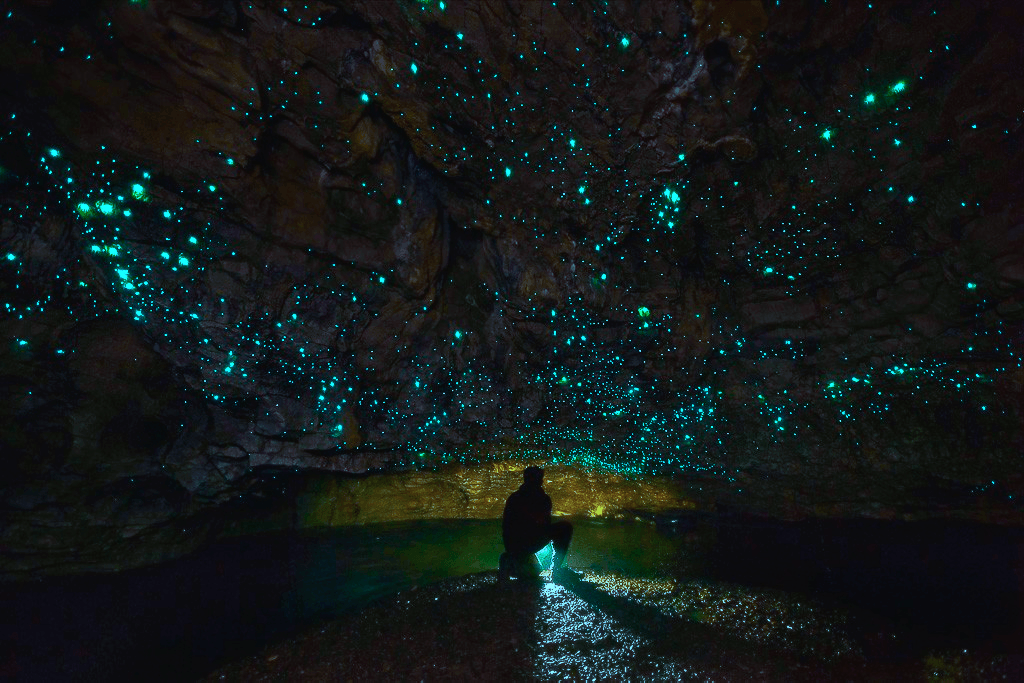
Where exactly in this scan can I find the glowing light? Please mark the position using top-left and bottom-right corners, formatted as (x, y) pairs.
(535, 542), (553, 568)
(361, 93), (370, 103)
(131, 183), (145, 199)
(966, 282), (977, 290)
(638, 306), (651, 318)
(864, 93), (876, 104)
(891, 80), (906, 93)
(505, 166), (512, 177)
(821, 129), (833, 141)
(410, 62), (418, 74)
(97, 201), (114, 215)
(620, 36), (629, 48)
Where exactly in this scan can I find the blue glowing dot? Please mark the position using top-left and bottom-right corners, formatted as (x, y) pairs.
(361, 93), (370, 103)
(821, 129), (833, 141)
(456, 32), (463, 40)
(5, 252), (16, 261)
(454, 330), (462, 340)
(178, 256), (190, 266)
(966, 282), (977, 290)
(891, 80), (906, 93)
(226, 158), (235, 166)
(160, 251), (170, 260)
(907, 195), (915, 203)
(97, 201), (114, 215)
(131, 183), (145, 199)
(505, 167), (512, 177)
(569, 138), (576, 148)
(864, 93), (876, 104)
(411, 62), (418, 74)
(48, 148), (60, 158)
(378, 276), (385, 284)
(163, 210), (172, 219)
(620, 36), (629, 48)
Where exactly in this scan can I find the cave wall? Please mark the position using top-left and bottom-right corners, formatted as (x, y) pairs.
(1, 0), (1023, 574)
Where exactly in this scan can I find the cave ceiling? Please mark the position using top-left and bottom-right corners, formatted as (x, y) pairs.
(1, 0), (1023, 515)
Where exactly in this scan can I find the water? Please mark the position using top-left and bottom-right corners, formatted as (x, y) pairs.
(1, 516), (1022, 680)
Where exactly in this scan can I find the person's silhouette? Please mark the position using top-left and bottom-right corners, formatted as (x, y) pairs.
(498, 466), (573, 581)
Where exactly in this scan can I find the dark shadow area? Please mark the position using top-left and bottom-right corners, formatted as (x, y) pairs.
(679, 514), (1024, 657)
(0, 520), (504, 682)
(554, 572), (750, 661)
(0, 533), (305, 682)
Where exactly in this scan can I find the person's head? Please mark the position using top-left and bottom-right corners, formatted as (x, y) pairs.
(523, 466), (544, 487)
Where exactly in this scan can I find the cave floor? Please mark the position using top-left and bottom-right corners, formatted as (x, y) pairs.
(204, 569), (1016, 682)
(5, 517), (1024, 681)
(200, 517), (1024, 682)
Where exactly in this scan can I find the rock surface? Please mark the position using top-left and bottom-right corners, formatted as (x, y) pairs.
(0, 0), (1023, 573)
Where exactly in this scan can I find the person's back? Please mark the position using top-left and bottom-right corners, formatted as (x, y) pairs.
(502, 477), (552, 554)
(498, 466), (573, 582)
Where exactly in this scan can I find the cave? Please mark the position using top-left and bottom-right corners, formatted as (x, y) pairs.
(1, 0), (1023, 679)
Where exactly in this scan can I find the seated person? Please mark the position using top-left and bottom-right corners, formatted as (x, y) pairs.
(498, 466), (573, 581)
